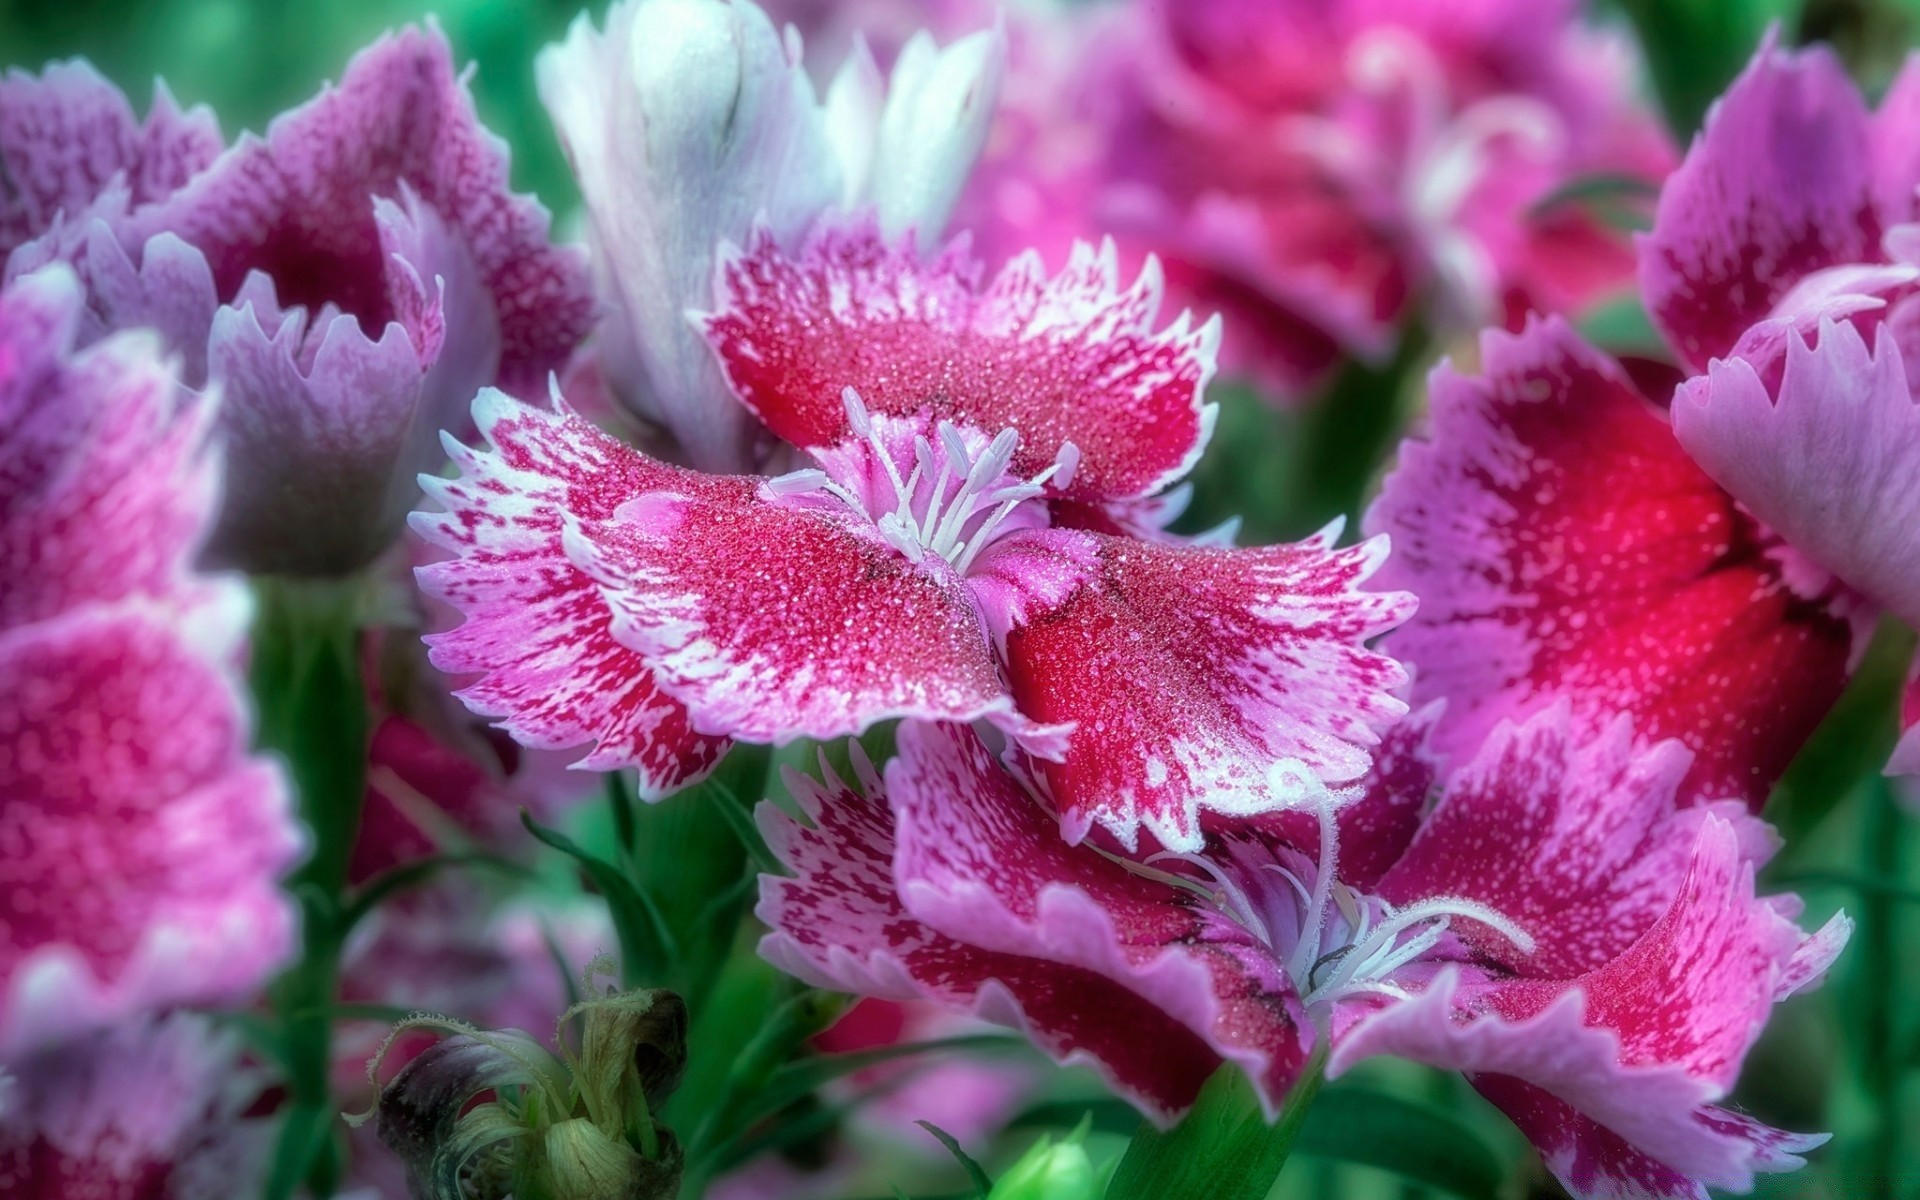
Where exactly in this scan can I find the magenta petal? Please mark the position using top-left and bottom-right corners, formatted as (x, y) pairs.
(1365, 318), (1858, 809)
(0, 265), (296, 1054)
(1674, 319), (1920, 630)
(1473, 1078), (1823, 1200)
(1641, 40), (1880, 370)
(0, 63), (220, 261)
(1378, 707), (1772, 978)
(1872, 56), (1920, 228)
(0, 267), (220, 628)
(1336, 819), (1823, 1192)
(755, 752), (1240, 1123)
(1260, 702), (1441, 892)
(413, 392), (733, 796)
(376, 187), (501, 429)
(703, 220), (1219, 501)
(1893, 660), (1920, 777)
(568, 488), (1026, 745)
(1004, 529), (1412, 852)
(0, 605), (301, 1054)
(889, 722), (1312, 1112)
(66, 222), (221, 383)
(121, 24), (590, 394)
(0, 1013), (259, 1196)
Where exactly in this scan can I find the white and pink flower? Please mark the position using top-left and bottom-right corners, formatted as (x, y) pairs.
(757, 709), (1844, 1200)
(415, 220), (1412, 848)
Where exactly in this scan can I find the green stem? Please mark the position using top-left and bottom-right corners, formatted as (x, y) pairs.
(1104, 1042), (1330, 1200)
(253, 577), (371, 1200)
(1855, 775), (1907, 1188)
(1268, 1041), (1330, 1168)
(606, 769), (639, 875)
(628, 744), (773, 1005)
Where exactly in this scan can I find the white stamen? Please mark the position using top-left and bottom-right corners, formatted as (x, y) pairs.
(1216, 786), (1534, 1013)
(783, 393), (1076, 573)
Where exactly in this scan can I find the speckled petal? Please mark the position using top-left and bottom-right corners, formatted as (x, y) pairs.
(702, 220), (1219, 501)
(0, 267), (220, 628)
(1378, 707), (1774, 979)
(1472, 1078), (1825, 1200)
(1004, 528), (1412, 852)
(123, 24), (590, 395)
(756, 751), (1246, 1124)
(1365, 318), (1859, 809)
(413, 391), (734, 796)
(1641, 40), (1880, 370)
(889, 721), (1312, 1113)
(0, 601), (300, 1055)
(1336, 817), (1831, 1196)
(0, 1014), (262, 1197)
(567, 486), (1031, 746)
(0, 62), (220, 261)
(1258, 701), (1441, 892)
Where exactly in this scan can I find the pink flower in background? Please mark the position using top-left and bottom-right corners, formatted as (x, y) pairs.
(758, 711), (1844, 1200)
(538, 0), (1004, 473)
(2, 26), (593, 576)
(953, 0), (1673, 400)
(811, 998), (1034, 1145)
(0, 1014), (268, 1198)
(1365, 317), (1867, 809)
(1896, 665), (1920, 777)
(416, 220), (1412, 846)
(0, 266), (299, 1054)
(1639, 41), (1920, 778)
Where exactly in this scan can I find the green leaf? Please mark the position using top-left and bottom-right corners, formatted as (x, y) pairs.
(1765, 619), (1916, 851)
(1577, 295), (1666, 357)
(339, 851), (533, 932)
(1290, 1088), (1507, 1200)
(1018, 1085), (1506, 1199)
(915, 1121), (993, 1199)
(737, 1034), (1020, 1133)
(1609, 0), (1797, 136)
(1011, 1099), (1140, 1139)
(684, 989), (844, 1164)
(1530, 172), (1659, 234)
(627, 744), (774, 1003)
(252, 577), (374, 1200)
(521, 810), (678, 984)
(1105, 1048), (1327, 1200)
(1768, 870), (1920, 906)
(250, 577), (370, 900)
(606, 769), (640, 871)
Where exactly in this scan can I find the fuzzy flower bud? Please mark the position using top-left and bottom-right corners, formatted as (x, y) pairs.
(352, 964), (688, 1199)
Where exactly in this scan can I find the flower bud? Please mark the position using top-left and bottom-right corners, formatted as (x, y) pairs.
(517, 1117), (682, 1200)
(987, 1129), (1102, 1200)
